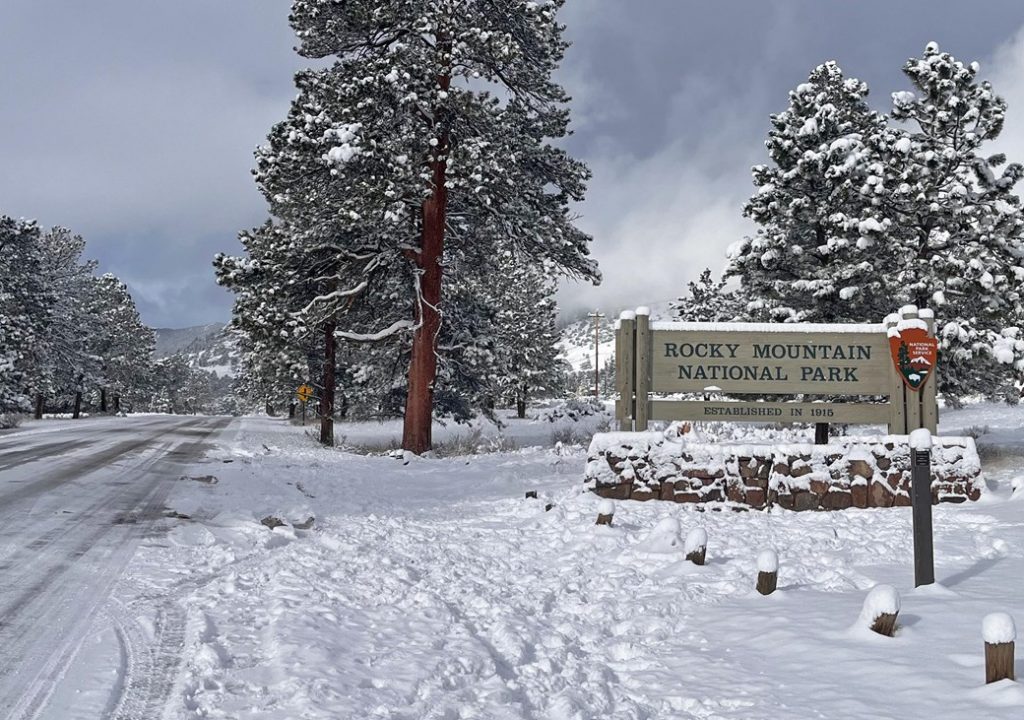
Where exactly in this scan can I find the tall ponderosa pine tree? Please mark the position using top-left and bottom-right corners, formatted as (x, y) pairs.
(254, 0), (598, 453)
(726, 62), (889, 323)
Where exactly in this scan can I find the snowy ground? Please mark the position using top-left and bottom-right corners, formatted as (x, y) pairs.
(4, 404), (1024, 718)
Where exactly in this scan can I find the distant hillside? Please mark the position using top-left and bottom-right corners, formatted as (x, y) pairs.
(153, 323), (239, 378)
(558, 301), (674, 371)
(153, 323), (225, 357)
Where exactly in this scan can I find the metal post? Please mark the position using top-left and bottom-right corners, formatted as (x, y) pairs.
(911, 445), (934, 587)
(302, 400), (306, 426)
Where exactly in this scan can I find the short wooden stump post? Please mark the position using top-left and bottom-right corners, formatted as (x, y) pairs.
(684, 528), (707, 565)
(756, 550), (778, 595)
(861, 584), (900, 637)
(596, 499), (615, 526)
(983, 613), (1016, 684)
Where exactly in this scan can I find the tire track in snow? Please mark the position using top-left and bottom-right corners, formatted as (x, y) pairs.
(0, 416), (231, 720)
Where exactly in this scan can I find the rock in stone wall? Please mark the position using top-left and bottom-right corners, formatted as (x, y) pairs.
(585, 426), (983, 510)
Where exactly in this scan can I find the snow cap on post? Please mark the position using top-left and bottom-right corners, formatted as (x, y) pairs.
(918, 308), (935, 321)
(635, 306), (651, 316)
(757, 549), (779, 573)
(983, 613), (1017, 645)
(860, 584), (901, 636)
(684, 527), (708, 554)
(909, 428), (933, 451)
(619, 310), (636, 321)
(598, 499), (615, 516)
(684, 527), (708, 565)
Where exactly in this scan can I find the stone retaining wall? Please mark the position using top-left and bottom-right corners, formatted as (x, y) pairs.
(586, 426), (983, 510)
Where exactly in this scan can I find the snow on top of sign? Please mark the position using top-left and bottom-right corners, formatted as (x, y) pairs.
(636, 306), (651, 316)
(619, 310), (636, 321)
(649, 321), (886, 334)
(887, 318), (929, 337)
(982, 612), (1016, 644)
(900, 304), (919, 316)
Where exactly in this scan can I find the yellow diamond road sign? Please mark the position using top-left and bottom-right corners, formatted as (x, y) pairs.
(297, 384), (313, 403)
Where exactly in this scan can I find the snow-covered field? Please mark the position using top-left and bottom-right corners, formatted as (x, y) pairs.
(57, 403), (1020, 719)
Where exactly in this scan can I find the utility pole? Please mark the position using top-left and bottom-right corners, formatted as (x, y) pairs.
(588, 310), (605, 400)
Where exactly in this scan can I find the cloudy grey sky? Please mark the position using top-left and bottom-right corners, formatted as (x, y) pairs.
(3, 1), (1024, 327)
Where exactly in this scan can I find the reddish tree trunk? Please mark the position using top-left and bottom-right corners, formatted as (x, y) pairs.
(321, 321), (336, 446)
(403, 72), (450, 455)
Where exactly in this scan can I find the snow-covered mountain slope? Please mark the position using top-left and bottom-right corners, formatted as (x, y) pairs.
(558, 301), (674, 371)
(152, 323), (225, 357)
(153, 324), (239, 378)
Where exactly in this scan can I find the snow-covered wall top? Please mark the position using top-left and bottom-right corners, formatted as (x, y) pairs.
(586, 424), (983, 510)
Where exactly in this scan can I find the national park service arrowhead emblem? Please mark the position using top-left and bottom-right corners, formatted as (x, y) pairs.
(889, 327), (938, 392)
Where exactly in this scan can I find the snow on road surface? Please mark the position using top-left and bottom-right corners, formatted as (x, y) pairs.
(0, 416), (230, 719)
(3, 406), (1024, 718)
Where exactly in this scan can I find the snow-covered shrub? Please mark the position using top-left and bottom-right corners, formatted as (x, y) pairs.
(538, 397), (606, 423)
(0, 413), (22, 429)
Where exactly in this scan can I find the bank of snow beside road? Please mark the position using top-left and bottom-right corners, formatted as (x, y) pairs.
(122, 408), (1024, 719)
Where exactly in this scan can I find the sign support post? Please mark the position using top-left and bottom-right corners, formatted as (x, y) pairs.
(910, 429), (935, 587)
(296, 383), (314, 427)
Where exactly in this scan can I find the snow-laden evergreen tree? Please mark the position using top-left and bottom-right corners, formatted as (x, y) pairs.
(490, 260), (568, 417)
(673, 268), (744, 323)
(215, 221), (317, 413)
(0, 216), (47, 414)
(37, 227), (101, 418)
(248, 0), (598, 453)
(725, 62), (890, 323)
(873, 44), (1024, 402)
(88, 274), (155, 412)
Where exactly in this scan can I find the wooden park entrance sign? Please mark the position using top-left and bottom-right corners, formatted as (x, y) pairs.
(615, 305), (938, 435)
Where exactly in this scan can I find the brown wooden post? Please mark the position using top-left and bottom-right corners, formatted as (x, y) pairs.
(920, 308), (939, 434)
(634, 308), (652, 431)
(756, 549), (778, 595)
(900, 305), (923, 432)
(862, 584), (900, 637)
(595, 499), (614, 526)
(983, 613), (1016, 684)
(615, 312), (636, 431)
(684, 528), (707, 566)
